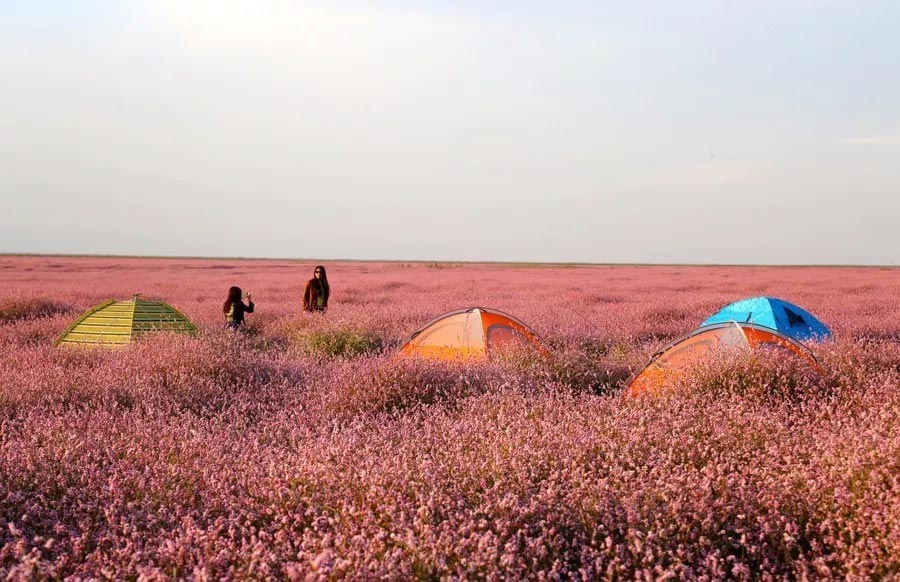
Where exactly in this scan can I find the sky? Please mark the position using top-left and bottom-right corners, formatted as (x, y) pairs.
(2, 0), (899, 264)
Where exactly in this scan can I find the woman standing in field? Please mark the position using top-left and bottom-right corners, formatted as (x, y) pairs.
(223, 286), (254, 329)
(303, 265), (330, 313)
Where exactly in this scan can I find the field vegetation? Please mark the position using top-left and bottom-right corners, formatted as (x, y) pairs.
(1, 256), (898, 578)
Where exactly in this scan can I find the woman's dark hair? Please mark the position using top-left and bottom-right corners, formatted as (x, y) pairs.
(314, 265), (329, 291)
(223, 286), (242, 314)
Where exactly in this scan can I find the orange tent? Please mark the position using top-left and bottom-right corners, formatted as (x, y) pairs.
(398, 307), (550, 361)
(627, 322), (818, 396)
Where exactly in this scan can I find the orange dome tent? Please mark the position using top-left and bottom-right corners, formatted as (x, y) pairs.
(626, 322), (818, 397)
(398, 307), (550, 361)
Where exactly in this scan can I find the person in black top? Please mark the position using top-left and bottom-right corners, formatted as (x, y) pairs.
(223, 286), (254, 330)
(303, 265), (330, 313)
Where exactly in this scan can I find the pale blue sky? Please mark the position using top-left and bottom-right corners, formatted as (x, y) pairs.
(2, 0), (898, 264)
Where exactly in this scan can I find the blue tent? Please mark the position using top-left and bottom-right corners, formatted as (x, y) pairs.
(701, 296), (831, 342)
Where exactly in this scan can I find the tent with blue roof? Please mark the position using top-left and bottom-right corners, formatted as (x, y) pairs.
(700, 296), (831, 342)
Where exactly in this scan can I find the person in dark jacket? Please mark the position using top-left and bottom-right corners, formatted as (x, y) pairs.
(223, 286), (254, 329)
(303, 265), (330, 313)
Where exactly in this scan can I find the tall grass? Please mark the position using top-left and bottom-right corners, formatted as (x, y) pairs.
(1, 256), (898, 578)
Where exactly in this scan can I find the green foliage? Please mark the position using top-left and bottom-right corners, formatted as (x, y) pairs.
(293, 327), (383, 358)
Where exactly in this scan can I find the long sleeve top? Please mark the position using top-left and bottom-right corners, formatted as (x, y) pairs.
(303, 279), (329, 312)
(225, 300), (254, 325)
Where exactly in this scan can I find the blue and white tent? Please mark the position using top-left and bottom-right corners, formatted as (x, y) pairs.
(701, 296), (831, 342)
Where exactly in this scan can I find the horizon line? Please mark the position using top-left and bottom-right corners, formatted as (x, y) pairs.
(1, 252), (896, 269)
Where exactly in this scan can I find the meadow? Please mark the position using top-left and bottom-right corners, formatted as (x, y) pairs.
(1, 256), (898, 579)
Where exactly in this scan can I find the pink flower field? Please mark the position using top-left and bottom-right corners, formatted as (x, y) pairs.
(1, 256), (898, 579)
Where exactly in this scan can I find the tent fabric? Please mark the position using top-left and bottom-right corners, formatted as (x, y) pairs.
(627, 322), (818, 396)
(398, 307), (549, 361)
(701, 296), (831, 341)
(55, 297), (196, 346)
